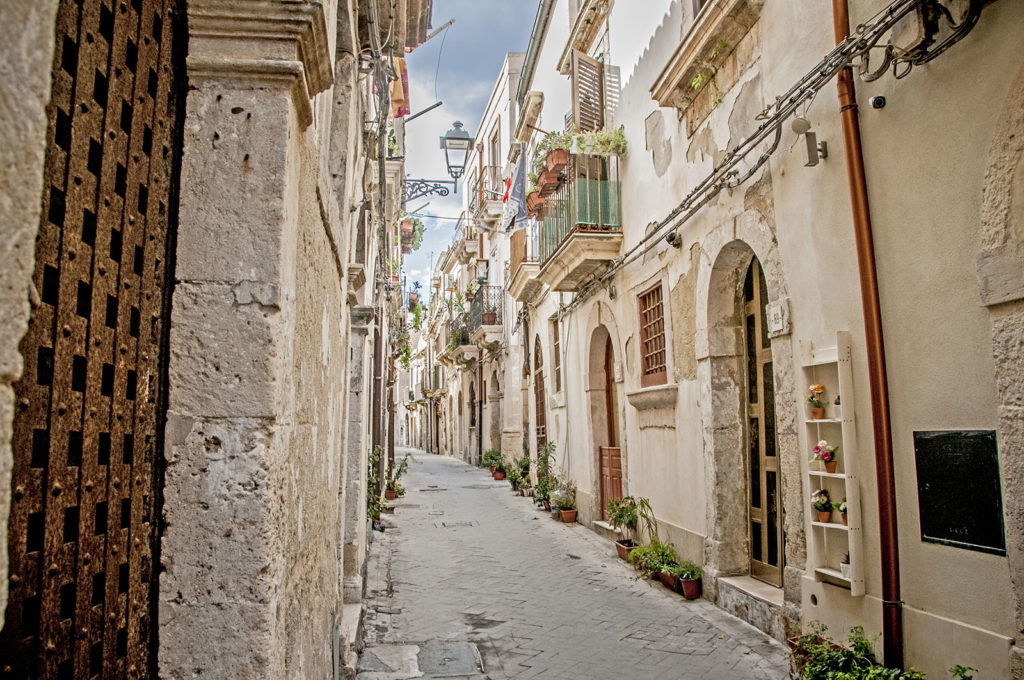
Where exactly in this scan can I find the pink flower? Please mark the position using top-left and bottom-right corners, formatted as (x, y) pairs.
(813, 445), (822, 455)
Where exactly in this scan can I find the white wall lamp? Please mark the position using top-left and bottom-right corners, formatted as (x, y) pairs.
(791, 116), (828, 167)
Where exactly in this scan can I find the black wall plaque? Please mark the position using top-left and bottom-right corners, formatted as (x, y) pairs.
(913, 430), (1005, 555)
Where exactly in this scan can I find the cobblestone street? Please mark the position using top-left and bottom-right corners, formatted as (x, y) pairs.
(358, 450), (789, 680)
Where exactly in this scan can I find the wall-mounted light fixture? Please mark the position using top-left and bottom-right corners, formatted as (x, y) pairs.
(792, 116), (828, 167)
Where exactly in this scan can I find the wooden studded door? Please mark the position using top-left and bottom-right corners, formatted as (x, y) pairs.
(1, 0), (184, 677)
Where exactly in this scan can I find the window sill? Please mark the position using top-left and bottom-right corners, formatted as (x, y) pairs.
(625, 383), (678, 411)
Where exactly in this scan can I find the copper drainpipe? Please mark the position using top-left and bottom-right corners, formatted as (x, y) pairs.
(831, 0), (903, 667)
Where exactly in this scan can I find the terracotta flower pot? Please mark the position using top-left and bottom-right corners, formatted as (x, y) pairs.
(841, 514), (848, 526)
(493, 471), (505, 480)
(809, 406), (825, 420)
(658, 571), (677, 591)
(817, 509), (832, 523)
(526, 191), (545, 214)
(824, 460), (838, 474)
(543, 500), (552, 511)
(559, 509), (577, 523)
(614, 540), (636, 561)
(482, 312), (497, 325)
(537, 170), (560, 196)
(489, 465), (496, 473)
(546, 148), (569, 173)
(680, 578), (701, 600)
(384, 489), (397, 500)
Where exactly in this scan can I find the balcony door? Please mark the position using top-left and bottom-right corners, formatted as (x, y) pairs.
(744, 258), (783, 586)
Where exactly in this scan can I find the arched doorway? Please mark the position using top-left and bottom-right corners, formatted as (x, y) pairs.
(588, 326), (622, 522)
(743, 257), (783, 586)
(489, 371), (501, 452)
(534, 336), (547, 450)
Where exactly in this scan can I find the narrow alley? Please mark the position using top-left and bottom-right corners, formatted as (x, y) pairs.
(358, 450), (789, 680)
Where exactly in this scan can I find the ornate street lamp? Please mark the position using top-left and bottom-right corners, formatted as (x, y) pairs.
(403, 121), (475, 204)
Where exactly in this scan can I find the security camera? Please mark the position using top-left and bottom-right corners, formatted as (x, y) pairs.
(869, 95), (886, 109)
(665, 231), (682, 248)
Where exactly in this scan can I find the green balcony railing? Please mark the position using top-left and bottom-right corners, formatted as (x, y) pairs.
(538, 154), (621, 266)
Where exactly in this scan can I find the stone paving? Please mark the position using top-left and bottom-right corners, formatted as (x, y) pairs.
(358, 449), (790, 680)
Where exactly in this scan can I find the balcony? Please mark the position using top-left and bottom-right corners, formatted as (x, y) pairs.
(438, 318), (477, 366)
(453, 216), (479, 264)
(508, 228), (545, 302)
(469, 165), (504, 221)
(469, 285), (504, 348)
(537, 154), (622, 292)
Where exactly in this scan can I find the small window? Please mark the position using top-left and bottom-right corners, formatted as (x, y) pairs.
(638, 283), (667, 387)
(551, 319), (562, 393)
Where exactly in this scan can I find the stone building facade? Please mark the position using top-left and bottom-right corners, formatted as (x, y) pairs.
(416, 1), (1024, 678)
(0, 0), (432, 677)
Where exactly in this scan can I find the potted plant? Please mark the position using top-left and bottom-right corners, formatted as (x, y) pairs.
(526, 188), (545, 216)
(493, 460), (506, 481)
(840, 552), (851, 579)
(608, 497), (640, 560)
(629, 540), (678, 582)
(483, 449), (501, 473)
(676, 560), (702, 599)
(482, 305), (498, 325)
(834, 500), (848, 525)
(384, 452), (412, 500)
(552, 481), (577, 523)
(833, 394), (842, 420)
(812, 439), (839, 473)
(812, 488), (832, 523)
(806, 383), (826, 420)
(534, 475), (553, 511)
(507, 466), (523, 492)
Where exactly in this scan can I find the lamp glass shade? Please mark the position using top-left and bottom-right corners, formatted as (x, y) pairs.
(440, 121), (474, 180)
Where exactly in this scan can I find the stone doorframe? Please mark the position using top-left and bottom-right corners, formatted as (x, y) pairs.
(976, 61), (1024, 679)
(582, 301), (627, 525)
(694, 209), (804, 632)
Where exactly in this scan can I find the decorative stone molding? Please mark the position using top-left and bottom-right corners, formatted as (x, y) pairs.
(650, 0), (763, 121)
(514, 90), (545, 144)
(625, 383), (679, 411)
(557, 0), (612, 74)
(187, 0), (333, 127)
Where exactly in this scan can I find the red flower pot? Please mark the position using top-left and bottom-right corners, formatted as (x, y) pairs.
(482, 312), (497, 325)
(546, 148), (569, 173)
(543, 500), (552, 511)
(824, 460), (838, 474)
(489, 465), (496, 473)
(559, 509), (577, 523)
(384, 489), (397, 500)
(493, 471), (505, 480)
(658, 571), (677, 592)
(537, 170), (560, 196)
(841, 514), (848, 526)
(817, 510), (832, 523)
(680, 578), (701, 600)
(615, 540), (636, 561)
(526, 191), (545, 215)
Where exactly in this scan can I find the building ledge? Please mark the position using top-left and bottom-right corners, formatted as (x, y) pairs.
(625, 383), (678, 411)
(557, 0), (612, 74)
(537, 231), (622, 292)
(650, 0), (763, 128)
(508, 261), (545, 302)
(514, 91), (544, 144)
(469, 325), (502, 349)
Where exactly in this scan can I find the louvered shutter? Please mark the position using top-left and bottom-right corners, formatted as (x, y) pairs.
(571, 50), (604, 132)
(604, 64), (621, 126)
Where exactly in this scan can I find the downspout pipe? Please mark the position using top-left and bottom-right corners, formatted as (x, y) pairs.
(831, 0), (903, 667)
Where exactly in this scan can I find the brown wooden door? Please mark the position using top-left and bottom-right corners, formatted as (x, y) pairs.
(599, 447), (623, 522)
(534, 337), (547, 448)
(744, 259), (783, 587)
(0, 0), (184, 676)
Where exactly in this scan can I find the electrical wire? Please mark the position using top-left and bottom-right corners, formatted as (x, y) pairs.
(433, 23), (451, 104)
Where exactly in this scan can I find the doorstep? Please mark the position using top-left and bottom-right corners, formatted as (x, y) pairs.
(716, 575), (787, 643)
(591, 520), (622, 543)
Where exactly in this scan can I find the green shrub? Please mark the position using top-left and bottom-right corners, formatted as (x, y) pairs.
(628, 540), (678, 578)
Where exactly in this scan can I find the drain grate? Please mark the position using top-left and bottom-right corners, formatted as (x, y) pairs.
(435, 521), (477, 529)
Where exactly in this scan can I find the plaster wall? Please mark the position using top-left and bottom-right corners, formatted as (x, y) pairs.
(0, 0), (59, 623)
(516, 0), (1023, 675)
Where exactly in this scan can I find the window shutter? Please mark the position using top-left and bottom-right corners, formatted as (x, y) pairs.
(604, 64), (621, 126)
(571, 50), (604, 132)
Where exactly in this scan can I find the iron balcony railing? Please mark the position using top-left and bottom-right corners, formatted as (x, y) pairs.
(446, 318), (471, 349)
(469, 165), (503, 216)
(469, 285), (503, 330)
(538, 154), (621, 266)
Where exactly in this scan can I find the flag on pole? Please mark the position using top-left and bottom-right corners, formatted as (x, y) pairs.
(502, 147), (528, 232)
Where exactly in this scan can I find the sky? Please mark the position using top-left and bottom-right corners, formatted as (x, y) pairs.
(400, 1), (538, 299)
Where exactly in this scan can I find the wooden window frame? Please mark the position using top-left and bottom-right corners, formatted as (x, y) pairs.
(638, 282), (668, 387)
(551, 318), (562, 393)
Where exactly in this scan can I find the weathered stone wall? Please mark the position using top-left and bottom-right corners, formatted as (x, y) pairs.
(0, 0), (59, 623)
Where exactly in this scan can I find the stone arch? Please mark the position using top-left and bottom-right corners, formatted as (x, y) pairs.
(977, 62), (1024, 673)
(581, 300), (626, 523)
(695, 212), (802, 621)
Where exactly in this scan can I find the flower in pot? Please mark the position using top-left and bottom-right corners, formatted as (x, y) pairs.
(676, 560), (702, 600)
(483, 305), (498, 325)
(834, 500), (848, 525)
(812, 439), (839, 473)
(551, 482), (577, 523)
(493, 460), (506, 481)
(607, 496), (640, 560)
(812, 489), (832, 523)
(806, 384), (826, 420)
(839, 552), (851, 579)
